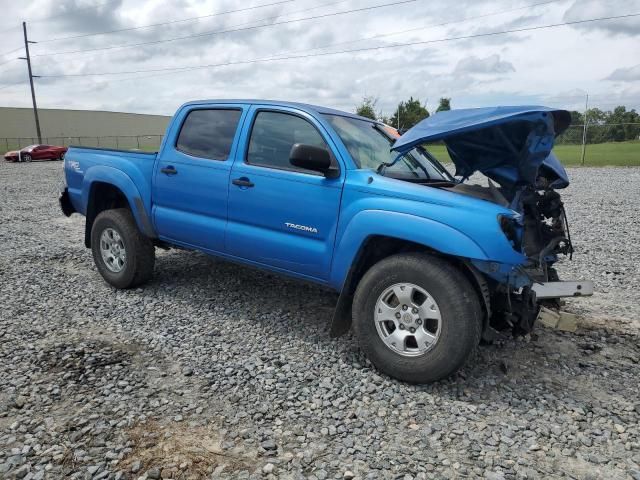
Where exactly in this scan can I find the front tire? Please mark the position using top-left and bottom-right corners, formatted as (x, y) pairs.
(352, 253), (481, 383)
(91, 208), (155, 289)
(22, 153), (31, 162)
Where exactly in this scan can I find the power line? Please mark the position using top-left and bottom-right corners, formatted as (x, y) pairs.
(0, 81), (25, 91)
(0, 58), (20, 69)
(1, 46), (24, 58)
(31, 0), (567, 89)
(121, 0), (566, 81)
(32, 0), (354, 60)
(37, 0), (296, 43)
(274, 0), (562, 57)
(32, 0), (417, 57)
(37, 12), (640, 78)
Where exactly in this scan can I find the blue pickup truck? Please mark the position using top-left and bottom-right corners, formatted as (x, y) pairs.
(60, 100), (592, 383)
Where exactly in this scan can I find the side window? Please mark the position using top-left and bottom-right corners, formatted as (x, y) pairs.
(176, 109), (242, 160)
(247, 111), (331, 173)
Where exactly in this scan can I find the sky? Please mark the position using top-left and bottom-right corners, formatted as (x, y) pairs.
(0, 0), (639, 117)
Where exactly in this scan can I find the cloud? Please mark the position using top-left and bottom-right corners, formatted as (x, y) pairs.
(453, 54), (515, 75)
(563, 0), (640, 36)
(0, 0), (639, 116)
(606, 64), (640, 82)
(39, 0), (126, 34)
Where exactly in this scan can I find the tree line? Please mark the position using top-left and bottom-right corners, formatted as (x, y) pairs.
(558, 107), (640, 144)
(355, 96), (451, 132)
(355, 97), (640, 144)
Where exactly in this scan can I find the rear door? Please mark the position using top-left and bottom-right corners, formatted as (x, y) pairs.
(226, 106), (345, 281)
(152, 105), (247, 252)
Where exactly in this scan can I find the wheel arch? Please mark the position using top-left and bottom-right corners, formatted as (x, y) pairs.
(329, 210), (489, 291)
(329, 233), (491, 338)
(83, 175), (155, 248)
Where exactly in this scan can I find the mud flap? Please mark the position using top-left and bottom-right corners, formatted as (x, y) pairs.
(59, 188), (76, 217)
(329, 290), (353, 338)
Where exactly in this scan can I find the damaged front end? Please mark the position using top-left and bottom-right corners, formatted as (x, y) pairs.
(472, 172), (591, 336)
(392, 106), (593, 336)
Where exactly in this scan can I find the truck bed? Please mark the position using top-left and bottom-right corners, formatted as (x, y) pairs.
(64, 145), (159, 221)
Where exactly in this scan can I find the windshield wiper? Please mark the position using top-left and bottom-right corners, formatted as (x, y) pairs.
(377, 149), (432, 180)
(372, 125), (434, 180)
(409, 150), (432, 179)
(376, 151), (405, 175)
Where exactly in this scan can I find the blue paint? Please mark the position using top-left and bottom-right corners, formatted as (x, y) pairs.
(63, 100), (571, 293)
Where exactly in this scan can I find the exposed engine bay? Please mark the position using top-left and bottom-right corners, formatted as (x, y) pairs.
(388, 107), (592, 338)
(444, 173), (575, 336)
(444, 175), (573, 270)
(519, 185), (573, 267)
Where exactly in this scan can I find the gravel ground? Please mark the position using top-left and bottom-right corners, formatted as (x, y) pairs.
(0, 161), (639, 480)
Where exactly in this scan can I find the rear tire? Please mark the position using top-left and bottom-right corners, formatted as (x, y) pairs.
(91, 208), (155, 289)
(352, 252), (481, 383)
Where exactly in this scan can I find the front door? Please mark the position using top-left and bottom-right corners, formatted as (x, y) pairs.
(153, 106), (246, 252)
(226, 107), (344, 281)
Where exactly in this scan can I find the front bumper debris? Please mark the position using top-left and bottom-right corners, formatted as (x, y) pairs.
(531, 280), (594, 299)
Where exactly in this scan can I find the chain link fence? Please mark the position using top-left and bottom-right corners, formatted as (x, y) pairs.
(1, 135), (164, 153)
(2, 125), (639, 166)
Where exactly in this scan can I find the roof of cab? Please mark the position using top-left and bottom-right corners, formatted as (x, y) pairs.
(180, 99), (376, 123)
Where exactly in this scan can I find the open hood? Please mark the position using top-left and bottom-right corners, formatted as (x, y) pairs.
(391, 106), (572, 189)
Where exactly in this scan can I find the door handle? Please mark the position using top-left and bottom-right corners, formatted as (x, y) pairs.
(160, 166), (178, 175)
(232, 177), (254, 188)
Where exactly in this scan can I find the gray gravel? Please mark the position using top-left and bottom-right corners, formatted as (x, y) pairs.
(1, 160), (639, 480)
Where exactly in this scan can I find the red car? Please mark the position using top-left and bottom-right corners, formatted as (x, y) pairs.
(4, 144), (68, 162)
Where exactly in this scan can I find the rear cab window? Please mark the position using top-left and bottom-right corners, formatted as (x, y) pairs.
(176, 109), (242, 160)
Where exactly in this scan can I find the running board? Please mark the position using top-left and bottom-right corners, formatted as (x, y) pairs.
(532, 280), (594, 299)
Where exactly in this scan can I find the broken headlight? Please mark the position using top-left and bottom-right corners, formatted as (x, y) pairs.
(498, 213), (522, 249)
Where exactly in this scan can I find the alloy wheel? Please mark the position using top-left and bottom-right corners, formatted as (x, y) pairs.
(99, 227), (126, 273)
(374, 282), (442, 357)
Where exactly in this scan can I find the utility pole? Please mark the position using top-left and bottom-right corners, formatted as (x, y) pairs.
(580, 93), (588, 166)
(19, 21), (42, 143)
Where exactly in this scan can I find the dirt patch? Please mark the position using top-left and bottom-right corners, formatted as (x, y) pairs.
(120, 421), (255, 479)
(36, 339), (134, 380)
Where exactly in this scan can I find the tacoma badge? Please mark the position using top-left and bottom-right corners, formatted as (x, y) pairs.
(285, 222), (318, 234)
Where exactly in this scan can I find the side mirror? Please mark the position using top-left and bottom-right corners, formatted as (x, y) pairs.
(289, 143), (338, 178)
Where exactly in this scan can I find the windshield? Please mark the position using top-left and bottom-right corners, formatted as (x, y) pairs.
(322, 114), (453, 181)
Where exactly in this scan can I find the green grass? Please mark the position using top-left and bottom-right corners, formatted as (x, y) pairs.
(427, 140), (640, 167)
(5, 139), (637, 167)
